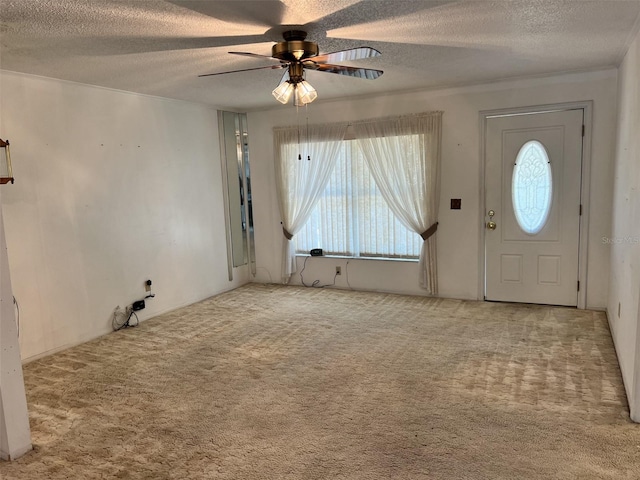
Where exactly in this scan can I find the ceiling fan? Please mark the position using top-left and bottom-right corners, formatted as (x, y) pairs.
(198, 30), (383, 106)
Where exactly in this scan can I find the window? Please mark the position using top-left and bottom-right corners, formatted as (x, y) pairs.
(512, 140), (553, 235)
(274, 111), (441, 292)
(294, 138), (422, 259)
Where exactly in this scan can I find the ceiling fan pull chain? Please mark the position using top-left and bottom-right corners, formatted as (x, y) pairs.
(297, 102), (302, 160)
(306, 104), (311, 161)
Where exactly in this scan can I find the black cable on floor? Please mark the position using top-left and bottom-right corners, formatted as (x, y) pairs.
(129, 310), (139, 327)
(300, 256), (339, 288)
(300, 256), (311, 287)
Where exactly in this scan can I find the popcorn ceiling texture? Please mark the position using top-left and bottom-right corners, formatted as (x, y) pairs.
(1, 283), (639, 479)
(1, 0), (639, 109)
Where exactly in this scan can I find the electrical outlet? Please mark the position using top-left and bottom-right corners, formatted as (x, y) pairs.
(618, 302), (621, 318)
(336, 266), (341, 275)
(145, 279), (152, 292)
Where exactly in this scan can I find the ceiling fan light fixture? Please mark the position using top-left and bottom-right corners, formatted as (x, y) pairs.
(202, 30), (383, 107)
(272, 81), (295, 104)
(296, 80), (318, 105)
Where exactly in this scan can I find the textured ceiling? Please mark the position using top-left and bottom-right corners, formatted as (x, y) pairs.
(1, 0), (640, 110)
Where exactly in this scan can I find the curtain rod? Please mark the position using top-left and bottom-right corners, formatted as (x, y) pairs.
(274, 111), (443, 132)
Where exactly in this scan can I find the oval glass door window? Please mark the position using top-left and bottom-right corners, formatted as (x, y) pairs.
(512, 140), (553, 235)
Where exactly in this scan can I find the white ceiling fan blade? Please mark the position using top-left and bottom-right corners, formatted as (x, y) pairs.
(305, 47), (381, 64)
(304, 63), (383, 80)
(229, 52), (289, 64)
(199, 64), (286, 77)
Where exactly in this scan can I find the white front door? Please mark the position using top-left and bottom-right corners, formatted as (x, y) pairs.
(484, 109), (583, 306)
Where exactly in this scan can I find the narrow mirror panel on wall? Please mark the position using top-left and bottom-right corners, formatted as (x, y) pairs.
(218, 111), (255, 280)
(239, 113), (256, 275)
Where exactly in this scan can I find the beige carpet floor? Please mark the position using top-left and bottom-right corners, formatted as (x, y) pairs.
(1, 283), (639, 479)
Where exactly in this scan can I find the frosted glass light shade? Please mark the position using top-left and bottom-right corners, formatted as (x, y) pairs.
(297, 80), (317, 105)
(274, 78), (317, 106)
(272, 81), (295, 104)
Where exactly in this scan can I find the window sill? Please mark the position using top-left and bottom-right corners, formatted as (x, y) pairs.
(295, 253), (418, 263)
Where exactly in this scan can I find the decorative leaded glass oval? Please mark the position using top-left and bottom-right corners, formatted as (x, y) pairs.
(512, 140), (552, 235)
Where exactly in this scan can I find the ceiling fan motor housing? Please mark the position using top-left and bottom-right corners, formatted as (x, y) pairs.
(272, 30), (319, 62)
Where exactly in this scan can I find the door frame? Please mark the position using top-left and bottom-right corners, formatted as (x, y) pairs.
(478, 101), (593, 309)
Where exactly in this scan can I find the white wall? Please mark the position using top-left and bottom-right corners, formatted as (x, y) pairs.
(608, 27), (640, 420)
(0, 71), (248, 362)
(0, 186), (32, 460)
(248, 70), (618, 307)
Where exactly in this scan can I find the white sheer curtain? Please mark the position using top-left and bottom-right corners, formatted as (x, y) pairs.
(274, 122), (348, 283)
(352, 112), (442, 293)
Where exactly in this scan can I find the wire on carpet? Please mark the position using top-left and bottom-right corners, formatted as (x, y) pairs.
(300, 256), (338, 288)
(345, 260), (353, 290)
(256, 266), (274, 283)
(112, 305), (140, 331)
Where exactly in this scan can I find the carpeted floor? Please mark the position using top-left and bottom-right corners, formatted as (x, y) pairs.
(1, 283), (638, 479)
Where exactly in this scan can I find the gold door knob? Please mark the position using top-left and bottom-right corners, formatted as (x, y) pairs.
(486, 209), (496, 230)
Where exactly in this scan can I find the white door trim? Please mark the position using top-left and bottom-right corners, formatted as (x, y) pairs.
(478, 101), (593, 309)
